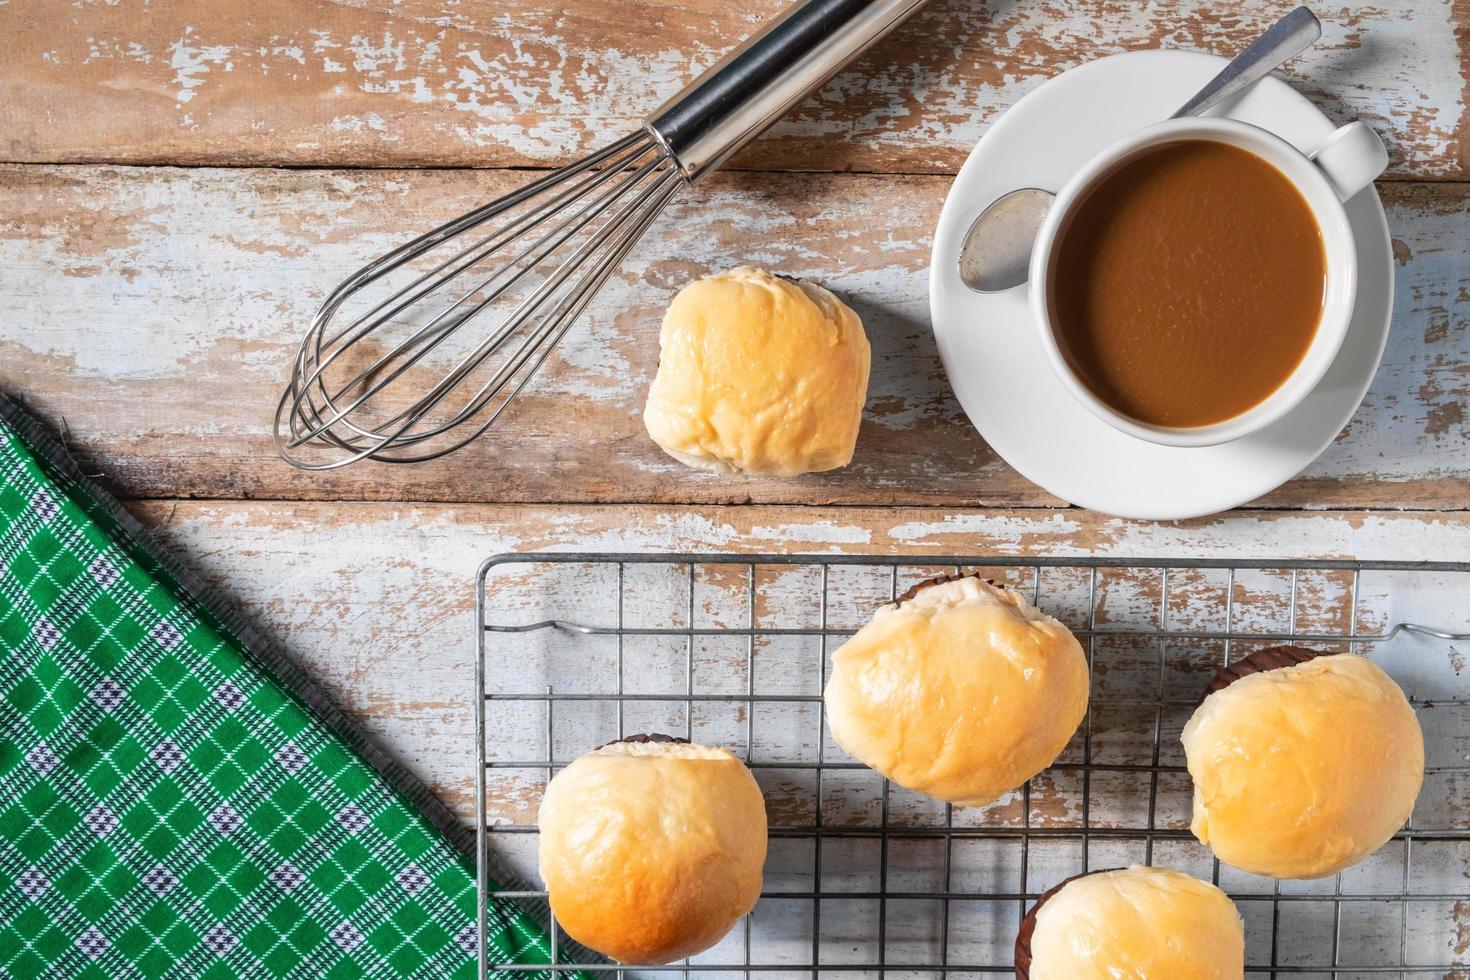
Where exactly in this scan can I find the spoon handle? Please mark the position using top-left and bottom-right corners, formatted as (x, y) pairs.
(1170, 6), (1322, 119)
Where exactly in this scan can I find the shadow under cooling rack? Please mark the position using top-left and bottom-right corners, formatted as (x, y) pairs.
(476, 554), (1470, 979)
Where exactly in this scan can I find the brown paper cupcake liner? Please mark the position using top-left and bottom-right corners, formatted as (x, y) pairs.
(1205, 644), (1334, 698)
(1013, 868), (1123, 979)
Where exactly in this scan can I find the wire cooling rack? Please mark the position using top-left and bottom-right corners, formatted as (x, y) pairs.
(476, 554), (1470, 979)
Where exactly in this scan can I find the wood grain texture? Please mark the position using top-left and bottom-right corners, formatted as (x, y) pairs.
(3, 164), (1467, 509)
(2, 0), (1465, 178)
(123, 499), (1470, 828)
(127, 500), (1470, 822)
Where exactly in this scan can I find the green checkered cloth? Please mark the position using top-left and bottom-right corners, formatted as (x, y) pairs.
(0, 396), (555, 978)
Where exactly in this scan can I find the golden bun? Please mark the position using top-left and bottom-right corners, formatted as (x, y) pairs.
(1182, 649), (1424, 879)
(537, 736), (767, 964)
(823, 575), (1089, 807)
(642, 266), (870, 475)
(1015, 866), (1244, 979)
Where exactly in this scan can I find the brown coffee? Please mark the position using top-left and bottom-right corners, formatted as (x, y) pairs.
(1049, 139), (1326, 428)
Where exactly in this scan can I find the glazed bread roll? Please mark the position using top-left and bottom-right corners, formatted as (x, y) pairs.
(1015, 866), (1245, 979)
(537, 735), (767, 964)
(1182, 647), (1424, 879)
(823, 574), (1089, 807)
(642, 266), (870, 475)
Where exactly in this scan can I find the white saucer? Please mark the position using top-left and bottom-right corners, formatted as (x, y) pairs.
(929, 50), (1393, 521)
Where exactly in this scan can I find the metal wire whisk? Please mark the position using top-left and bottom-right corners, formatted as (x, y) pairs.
(274, 0), (929, 469)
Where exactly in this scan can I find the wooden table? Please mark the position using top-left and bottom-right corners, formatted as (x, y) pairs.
(2, 0), (1467, 822)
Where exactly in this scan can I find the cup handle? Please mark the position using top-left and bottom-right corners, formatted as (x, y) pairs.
(1309, 122), (1389, 202)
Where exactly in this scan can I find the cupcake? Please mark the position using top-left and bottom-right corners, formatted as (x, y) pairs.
(1181, 647), (1423, 878)
(823, 574), (1089, 807)
(1015, 866), (1244, 979)
(537, 735), (767, 963)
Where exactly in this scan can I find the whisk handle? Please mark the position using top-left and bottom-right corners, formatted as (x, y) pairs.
(645, 0), (929, 182)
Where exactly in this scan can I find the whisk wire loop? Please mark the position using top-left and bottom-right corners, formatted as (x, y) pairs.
(290, 139), (666, 451)
(274, 132), (681, 469)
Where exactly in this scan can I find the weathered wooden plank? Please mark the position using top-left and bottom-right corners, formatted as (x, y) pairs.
(1, 0), (1465, 178)
(4, 164), (1466, 509)
(127, 499), (1470, 824)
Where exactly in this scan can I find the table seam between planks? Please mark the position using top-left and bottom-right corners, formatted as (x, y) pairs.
(3, 159), (1470, 182)
(92, 487), (1470, 513)
(108, 497), (1470, 512)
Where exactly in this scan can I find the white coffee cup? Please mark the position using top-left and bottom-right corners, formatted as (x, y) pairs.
(1028, 116), (1388, 448)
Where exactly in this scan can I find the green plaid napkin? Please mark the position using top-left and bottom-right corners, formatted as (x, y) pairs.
(0, 395), (554, 978)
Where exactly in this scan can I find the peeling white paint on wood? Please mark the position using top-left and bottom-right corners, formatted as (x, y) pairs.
(2, 165), (1466, 509)
(2, 0), (1465, 177)
(131, 500), (1470, 822)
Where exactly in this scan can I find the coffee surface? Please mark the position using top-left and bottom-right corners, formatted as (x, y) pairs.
(1050, 139), (1326, 428)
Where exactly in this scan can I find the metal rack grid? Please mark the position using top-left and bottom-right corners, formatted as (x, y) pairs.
(476, 554), (1470, 979)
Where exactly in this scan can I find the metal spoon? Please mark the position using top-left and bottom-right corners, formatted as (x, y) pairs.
(957, 5), (1323, 293)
